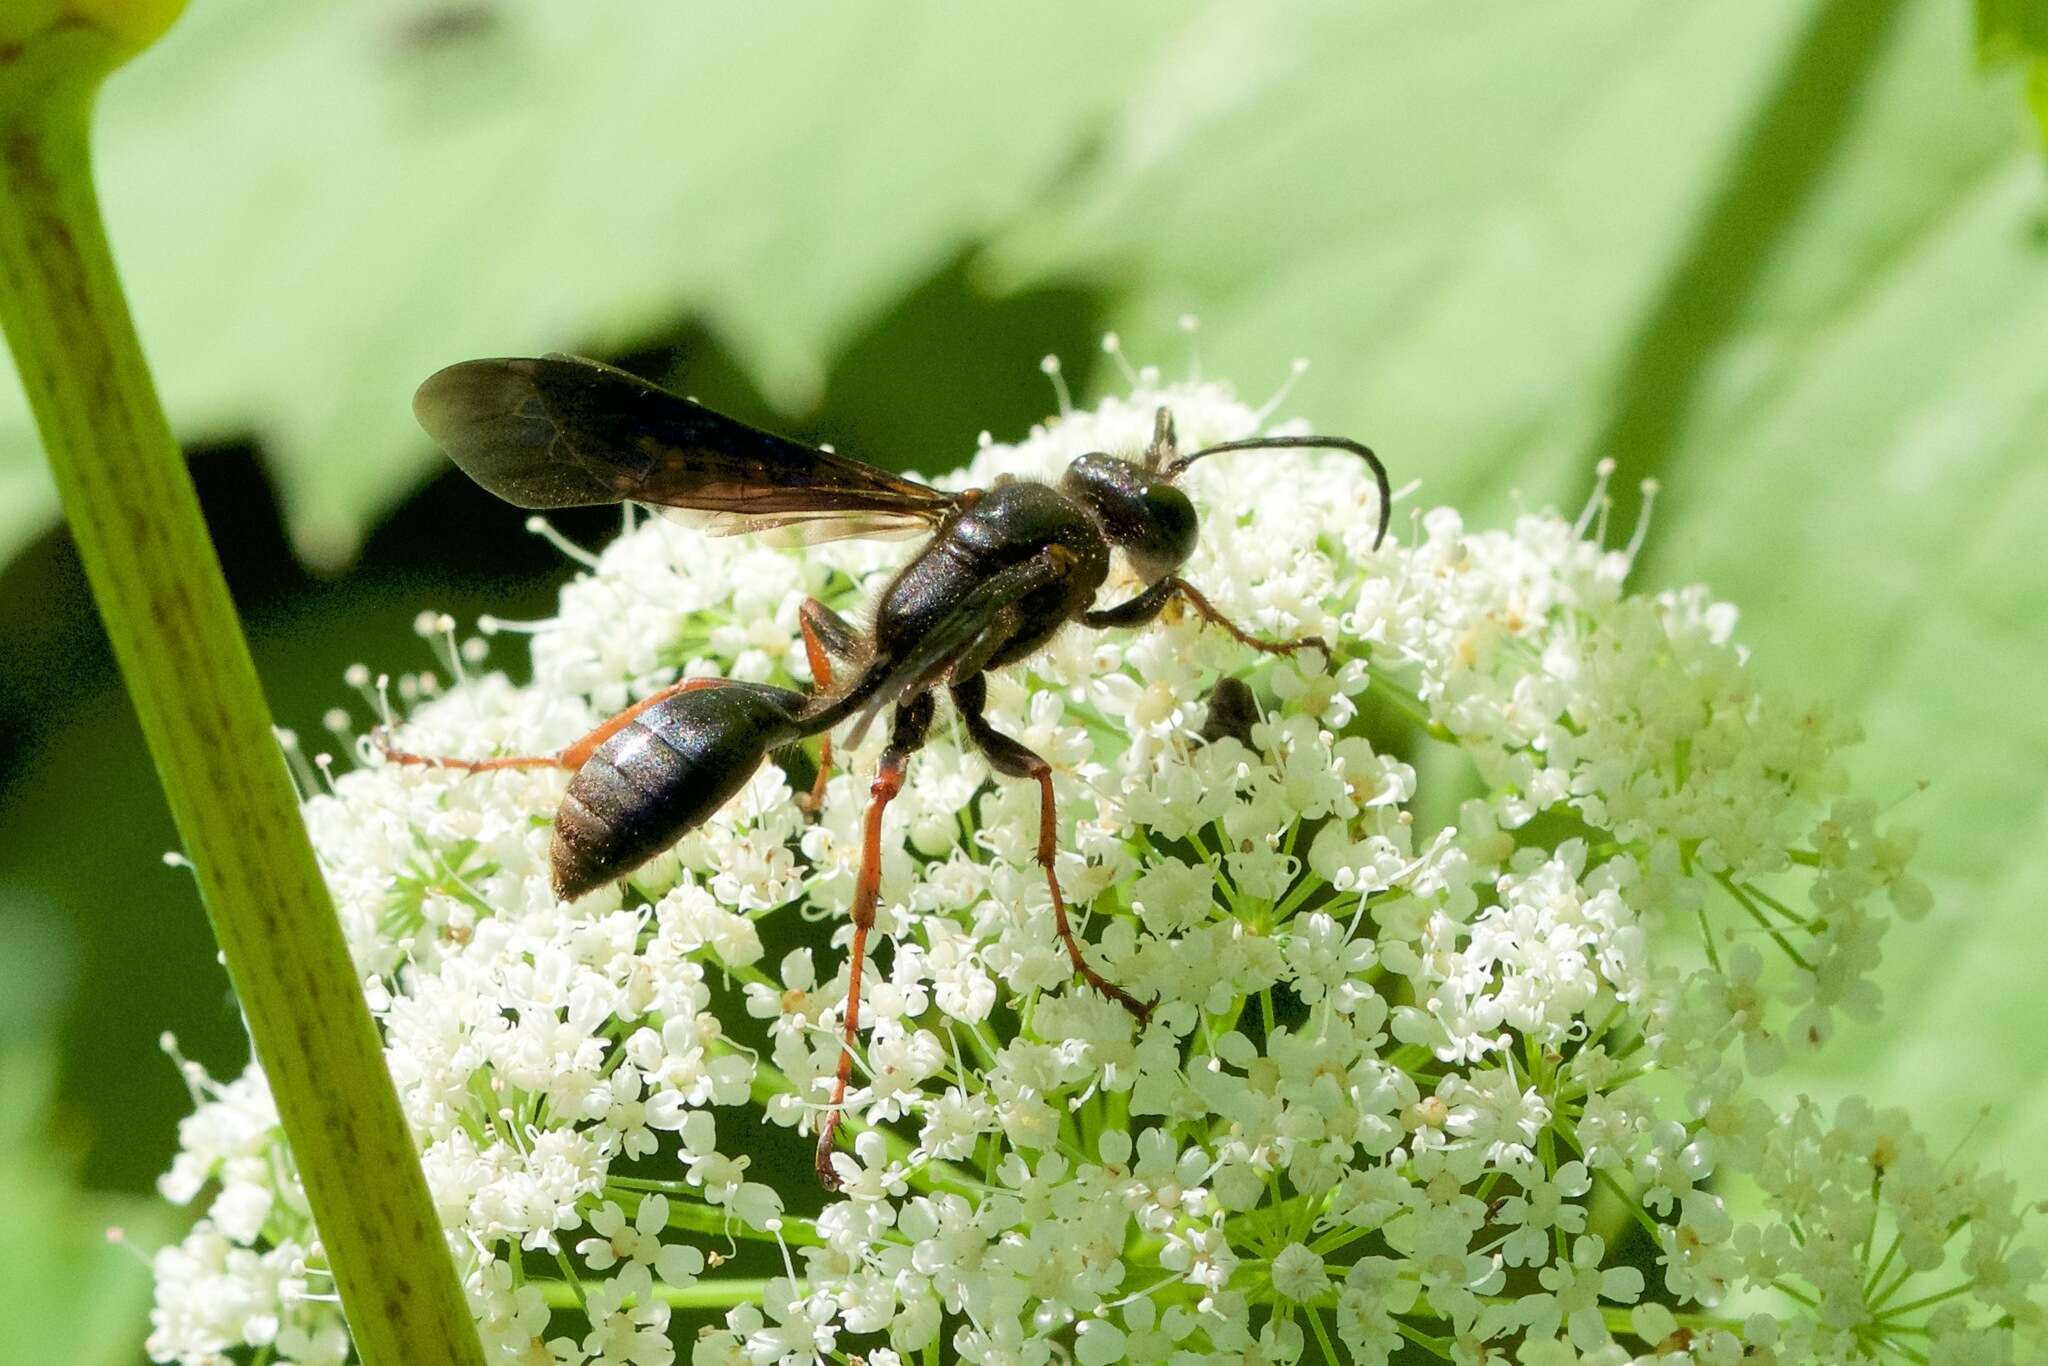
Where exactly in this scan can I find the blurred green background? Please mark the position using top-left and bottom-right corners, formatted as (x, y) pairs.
(4, 1), (2048, 1361)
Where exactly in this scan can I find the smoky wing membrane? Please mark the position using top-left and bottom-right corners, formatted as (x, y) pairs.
(413, 355), (958, 537)
(662, 507), (946, 547)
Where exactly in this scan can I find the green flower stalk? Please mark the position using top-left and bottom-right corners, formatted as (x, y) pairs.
(0, 13), (483, 1366)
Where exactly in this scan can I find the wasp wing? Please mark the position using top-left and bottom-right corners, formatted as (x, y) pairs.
(657, 506), (939, 548)
(413, 355), (959, 541)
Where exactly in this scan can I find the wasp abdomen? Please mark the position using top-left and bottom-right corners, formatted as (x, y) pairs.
(550, 682), (807, 900)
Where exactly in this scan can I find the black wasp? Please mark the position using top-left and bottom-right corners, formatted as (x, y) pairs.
(387, 354), (1391, 1183)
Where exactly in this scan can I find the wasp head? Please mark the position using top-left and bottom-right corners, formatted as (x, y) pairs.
(1061, 407), (1199, 583)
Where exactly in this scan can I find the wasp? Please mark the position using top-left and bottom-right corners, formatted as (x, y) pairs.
(387, 354), (1390, 1183)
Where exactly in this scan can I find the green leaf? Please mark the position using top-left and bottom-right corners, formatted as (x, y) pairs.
(0, 0), (1195, 567)
(1976, 0), (2048, 145)
(0, 1046), (172, 1366)
(1978, 0), (2048, 64)
(994, 0), (2048, 1192)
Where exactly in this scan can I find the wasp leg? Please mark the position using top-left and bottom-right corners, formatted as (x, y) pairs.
(816, 689), (935, 1189)
(797, 598), (865, 813)
(1083, 575), (1328, 660)
(1078, 577), (1175, 630)
(374, 676), (733, 773)
(950, 674), (1153, 1023)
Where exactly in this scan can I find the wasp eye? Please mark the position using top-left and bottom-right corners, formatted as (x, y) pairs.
(1061, 454), (1199, 581)
(1139, 485), (1198, 575)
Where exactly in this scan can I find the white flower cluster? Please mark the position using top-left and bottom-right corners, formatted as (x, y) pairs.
(147, 369), (2041, 1366)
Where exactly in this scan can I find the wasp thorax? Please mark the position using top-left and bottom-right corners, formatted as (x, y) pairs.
(1061, 453), (1198, 584)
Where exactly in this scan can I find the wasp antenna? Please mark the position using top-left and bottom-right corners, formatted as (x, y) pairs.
(1165, 433), (1392, 550)
(1040, 354), (1073, 417)
(1101, 331), (1141, 390)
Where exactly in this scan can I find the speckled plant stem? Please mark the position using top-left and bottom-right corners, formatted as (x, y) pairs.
(0, 22), (482, 1366)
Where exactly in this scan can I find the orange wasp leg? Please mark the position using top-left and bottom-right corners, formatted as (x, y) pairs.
(951, 673), (1152, 1023)
(815, 689), (934, 1188)
(795, 597), (865, 813)
(1168, 578), (1329, 659)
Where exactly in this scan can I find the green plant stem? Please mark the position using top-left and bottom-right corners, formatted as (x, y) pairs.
(1306, 1305), (1342, 1364)
(0, 25), (483, 1366)
(536, 1276), (782, 1310)
(604, 1180), (825, 1247)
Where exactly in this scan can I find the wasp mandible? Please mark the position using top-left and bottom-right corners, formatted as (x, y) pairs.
(386, 354), (1391, 1184)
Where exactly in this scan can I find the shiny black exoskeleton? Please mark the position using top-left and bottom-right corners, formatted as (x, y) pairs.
(398, 353), (1392, 1182)
(803, 478), (1112, 744)
(552, 681), (808, 900)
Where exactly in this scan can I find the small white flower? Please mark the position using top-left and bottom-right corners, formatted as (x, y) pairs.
(1496, 1160), (1591, 1267)
(575, 1197), (703, 1289)
(1527, 1234), (1642, 1350)
(1270, 1242), (1332, 1302)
